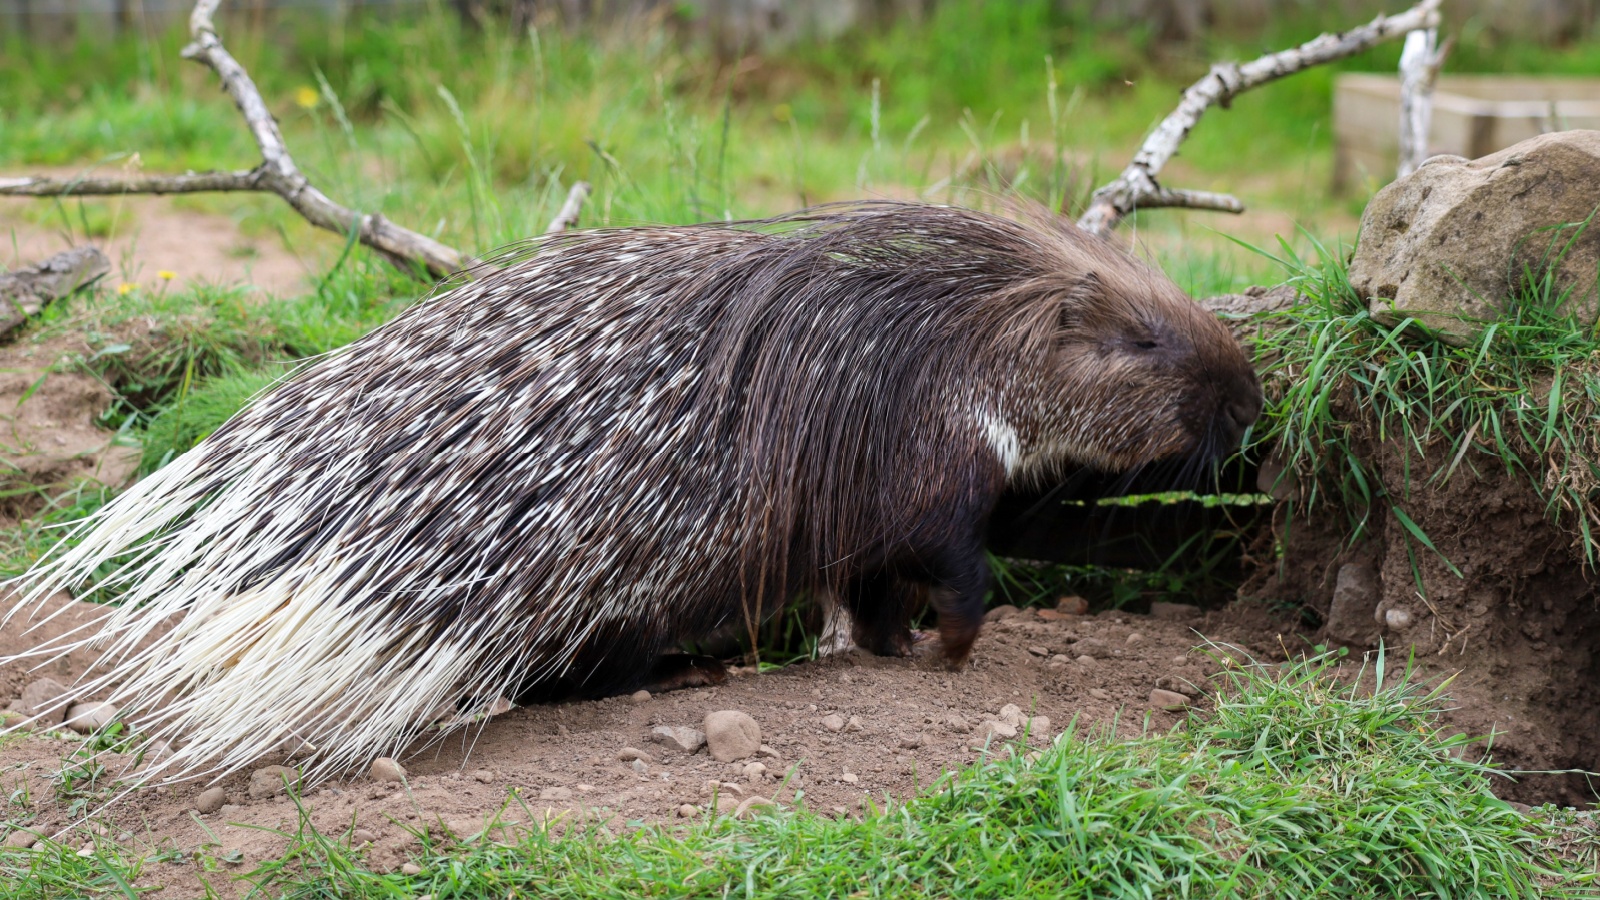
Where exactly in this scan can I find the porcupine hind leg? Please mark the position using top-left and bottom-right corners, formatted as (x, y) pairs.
(640, 653), (729, 692)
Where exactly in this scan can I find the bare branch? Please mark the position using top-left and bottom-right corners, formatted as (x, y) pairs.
(0, 169), (267, 197)
(1130, 187), (1245, 214)
(544, 182), (592, 234)
(1078, 0), (1442, 237)
(2, 0), (467, 280)
(1397, 27), (1450, 178)
(0, 247), (111, 337)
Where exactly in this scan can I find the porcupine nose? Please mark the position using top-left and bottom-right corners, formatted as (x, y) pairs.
(1219, 377), (1264, 449)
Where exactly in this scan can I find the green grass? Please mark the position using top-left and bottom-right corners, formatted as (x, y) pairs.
(1245, 219), (1600, 567)
(5, 650), (1594, 899)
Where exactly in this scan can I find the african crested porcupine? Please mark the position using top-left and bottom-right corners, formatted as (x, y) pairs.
(5, 202), (1260, 781)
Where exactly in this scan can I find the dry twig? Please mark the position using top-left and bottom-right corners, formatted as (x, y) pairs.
(1078, 0), (1442, 237)
(1397, 26), (1451, 177)
(0, 0), (465, 279)
(545, 182), (592, 234)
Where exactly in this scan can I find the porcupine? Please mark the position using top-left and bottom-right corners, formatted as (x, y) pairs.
(4, 202), (1261, 783)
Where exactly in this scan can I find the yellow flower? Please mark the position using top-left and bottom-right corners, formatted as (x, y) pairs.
(158, 270), (176, 281)
(116, 283), (134, 295)
(294, 86), (320, 110)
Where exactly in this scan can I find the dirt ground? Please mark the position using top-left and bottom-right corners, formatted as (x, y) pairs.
(3, 592), (1310, 898)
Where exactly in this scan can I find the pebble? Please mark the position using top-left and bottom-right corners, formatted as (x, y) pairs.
(1156, 676), (1200, 698)
(487, 696), (515, 716)
(196, 787), (227, 814)
(1149, 689), (1190, 710)
(630, 759), (649, 775)
(898, 733), (923, 750)
(1125, 632), (1145, 646)
(4, 829), (38, 849)
(677, 804), (699, 817)
(1026, 645), (1049, 657)
(1072, 637), (1109, 656)
(1148, 601), (1201, 621)
(979, 721), (1018, 740)
(1171, 655), (1190, 666)
(946, 714), (971, 734)
(618, 747), (654, 765)
(18, 678), (68, 724)
(63, 701), (118, 733)
(704, 711), (761, 762)
(472, 769), (495, 783)
(1385, 608), (1413, 629)
(743, 762), (768, 780)
(352, 828), (378, 845)
(846, 715), (863, 732)
(1075, 654), (1096, 666)
(758, 744), (780, 758)
(370, 758), (407, 783)
(983, 605), (1019, 622)
(1056, 595), (1089, 615)
(1025, 716), (1052, 738)
(401, 863), (423, 876)
(248, 765), (300, 800)
(1035, 609), (1069, 622)
(650, 725), (707, 753)
(629, 690), (652, 704)
(821, 713), (846, 733)
(841, 773), (859, 784)
(538, 786), (573, 802)
(997, 704), (1025, 727)
(1088, 688), (1112, 701)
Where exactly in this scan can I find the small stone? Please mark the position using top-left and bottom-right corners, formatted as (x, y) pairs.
(821, 714), (845, 733)
(839, 672), (853, 684)
(997, 704), (1024, 727)
(705, 779), (744, 797)
(984, 605), (1019, 622)
(487, 696), (514, 716)
(758, 744), (780, 758)
(1156, 676), (1200, 698)
(1035, 609), (1067, 622)
(629, 690), (652, 704)
(618, 747), (654, 765)
(841, 773), (858, 784)
(18, 678), (68, 724)
(370, 758), (407, 783)
(1071, 637), (1109, 656)
(5, 829), (38, 849)
(1056, 595), (1089, 615)
(630, 758), (649, 774)
(677, 803), (698, 817)
(538, 786), (573, 802)
(846, 715), (863, 732)
(1148, 601), (1201, 620)
(734, 796), (775, 819)
(577, 783), (595, 792)
(1024, 716), (1051, 738)
(352, 828), (378, 844)
(1125, 632), (1145, 646)
(1026, 645), (1049, 657)
(980, 721), (1018, 739)
(650, 725), (707, 753)
(704, 711), (761, 762)
(472, 769), (494, 783)
(63, 701), (117, 733)
(1385, 608), (1413, 629)
(898, 733), (923, 750)
(1171, 655), (1190, 666)
(946, 714), (971, 733)
(1149, 689), (1190, 710)
(1075, 654), (1096, 666)
(743, 761), (768, 779)
(196, 787), (227, 814)
(401, 862), (423, 876)
(1088, 688), (1111, 701)
(248, 765), (299, 800)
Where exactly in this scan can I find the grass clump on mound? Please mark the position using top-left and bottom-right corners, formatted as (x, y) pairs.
(200, 651), (1588, 899)
(1248, 223), (1600, 564)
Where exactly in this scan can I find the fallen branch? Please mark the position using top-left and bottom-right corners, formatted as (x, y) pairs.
(545, 182), (592, 234)
(0, 247), (111, 338)
(1078, 0), (1442, 237)
(1396, 27), (1450, 177)
(0, 0), (466, 280)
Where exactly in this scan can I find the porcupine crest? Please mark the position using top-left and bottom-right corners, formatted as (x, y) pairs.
(2, 202), (1260, 785)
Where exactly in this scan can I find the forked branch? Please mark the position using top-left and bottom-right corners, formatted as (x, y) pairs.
(0, 0), (466, 279)
(1078, 0), (1443, 236)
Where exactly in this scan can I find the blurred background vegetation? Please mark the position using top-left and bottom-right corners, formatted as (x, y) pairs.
(2, 0), (1596, 300)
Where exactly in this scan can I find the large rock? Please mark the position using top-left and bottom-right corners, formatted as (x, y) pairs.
(1348, 130), (1600, 343)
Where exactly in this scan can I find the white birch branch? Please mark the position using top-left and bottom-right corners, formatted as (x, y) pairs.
(544, 181), (591, 234)
(1397, 27), (1449, 178)
(0, 0), (466, 280)
(1078, 0), (1443, 237)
